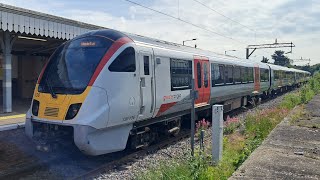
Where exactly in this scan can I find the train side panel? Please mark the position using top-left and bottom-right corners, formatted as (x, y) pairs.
(152, 48), (193, 117)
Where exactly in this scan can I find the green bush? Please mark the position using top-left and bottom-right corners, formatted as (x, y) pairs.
(280, 93), (301, 109)
(300, 84), (315, 103)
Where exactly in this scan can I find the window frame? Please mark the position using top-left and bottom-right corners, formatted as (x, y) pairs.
(203, 63), (209, 88)
(241, 66), (248, 84)
(225, 65), (234, 85)
(143, 56), (150, 75)
(260, 68), (269, 82)
(170, 58), (192, 91)
(108, 47), (136, 72)
(211, 63), (225, 86)
(197, 62), (202, 88)
(233, 66), (241, 84)
(248, 67), (254, 83)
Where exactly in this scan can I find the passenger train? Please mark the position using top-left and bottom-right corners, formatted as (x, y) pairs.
(25, 29), (310, 155)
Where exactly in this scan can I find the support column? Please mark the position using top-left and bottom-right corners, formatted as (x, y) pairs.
(0, 31), (15, 113)
(212, 104), (223, 164)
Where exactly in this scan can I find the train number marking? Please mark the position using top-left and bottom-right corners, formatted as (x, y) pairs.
(163, 94), (181, 102)
(123, 116), (135, 121)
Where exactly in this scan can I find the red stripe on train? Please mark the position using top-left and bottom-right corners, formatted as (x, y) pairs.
(88, 37), (133, 86)
(37, 58), (50, 84)
(156, 102), (177, 117)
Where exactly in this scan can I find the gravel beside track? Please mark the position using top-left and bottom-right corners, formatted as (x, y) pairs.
(0, 91), (290, 180)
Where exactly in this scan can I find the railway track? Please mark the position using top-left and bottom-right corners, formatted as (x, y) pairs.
(0, 90), (293, 179)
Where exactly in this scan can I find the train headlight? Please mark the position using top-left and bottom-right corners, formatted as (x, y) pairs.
(32, 100), (40, 116)
(65, 103), (82, 120)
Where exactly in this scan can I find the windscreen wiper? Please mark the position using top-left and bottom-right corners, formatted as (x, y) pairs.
(45, 77), (57, 98)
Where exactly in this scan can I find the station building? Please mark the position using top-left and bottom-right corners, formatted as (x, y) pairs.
(0, 3), (102, 113)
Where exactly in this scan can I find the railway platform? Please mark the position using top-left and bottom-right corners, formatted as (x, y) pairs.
(0, 100), (28, 131)
(230, 95), (320, 179)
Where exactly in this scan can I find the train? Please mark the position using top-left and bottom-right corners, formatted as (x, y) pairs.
(25, 29), (310, 155)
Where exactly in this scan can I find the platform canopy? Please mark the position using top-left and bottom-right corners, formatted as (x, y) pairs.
(0, 3), (102, 40)
(0, 3), (103, 113)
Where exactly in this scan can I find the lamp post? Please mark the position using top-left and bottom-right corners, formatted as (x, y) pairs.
(183, 38), (197, 45)
(225, 49), (236, 55)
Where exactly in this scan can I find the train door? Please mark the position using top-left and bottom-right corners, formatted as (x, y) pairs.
(138, 50), (155, 120)
(194, 57), (210, 106)
(254, 65), (260, 92)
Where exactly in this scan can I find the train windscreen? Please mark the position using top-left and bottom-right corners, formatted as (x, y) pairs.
(38, 36), (113, 94)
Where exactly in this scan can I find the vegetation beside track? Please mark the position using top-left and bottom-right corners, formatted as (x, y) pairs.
(134, 74), (320, 180)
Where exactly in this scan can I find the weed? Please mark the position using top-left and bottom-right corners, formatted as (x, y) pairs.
(223, 116), (240, 135)
(196, 118), (210, 138)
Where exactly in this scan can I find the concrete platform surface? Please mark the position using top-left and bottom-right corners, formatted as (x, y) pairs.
(230, 96), (320, 180)
(0, 114), (25, 131)
(0, 98), (28, 131)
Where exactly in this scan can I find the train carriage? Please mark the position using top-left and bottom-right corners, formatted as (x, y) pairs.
(25, 29), (310, 155)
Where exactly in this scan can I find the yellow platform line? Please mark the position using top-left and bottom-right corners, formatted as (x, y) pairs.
(0, 114), (26, 120)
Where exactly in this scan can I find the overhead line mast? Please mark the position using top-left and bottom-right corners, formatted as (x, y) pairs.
(291, 57), (311, 66)
(246, 39), (295, 59)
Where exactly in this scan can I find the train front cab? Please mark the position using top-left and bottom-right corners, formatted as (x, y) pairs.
(25, 30), (142, 155)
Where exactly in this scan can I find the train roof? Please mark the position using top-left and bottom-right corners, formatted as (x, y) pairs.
(124, 32), (309, 73)
(78, 29), (310, 75)
(126, 32), (264, 67)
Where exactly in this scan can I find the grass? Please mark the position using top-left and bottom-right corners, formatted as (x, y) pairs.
(288, 105), (306, 124)
(135, 74), (320, 180)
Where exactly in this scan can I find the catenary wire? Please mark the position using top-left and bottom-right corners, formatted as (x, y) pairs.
(192, 0), (255, 32)
(123, 0), (272, 58)
(123, 0), (247, 44)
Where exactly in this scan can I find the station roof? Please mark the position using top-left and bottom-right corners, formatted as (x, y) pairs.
(0, 3), (102, 40)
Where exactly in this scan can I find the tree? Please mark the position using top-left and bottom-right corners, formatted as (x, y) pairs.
(261, 56), (269, 63)
(294, 63), (320, 75)
(271, 50), (291, 66)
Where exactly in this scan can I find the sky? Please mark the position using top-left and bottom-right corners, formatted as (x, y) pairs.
(1, 0), (319, 65)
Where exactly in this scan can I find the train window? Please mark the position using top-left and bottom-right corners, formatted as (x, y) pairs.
(260, 68), (264, 82)
(144, 56), (150, 75)
(260, 68), (269, 82)
(204, 63), (208, 88)
(285, 71), (290, 79)
(109, 47), (136, 72)
(274, 70), (279, 80)
(211, 64), (224, 86)
(225, 65), (233, 84)
(279, 71), (283, 80)
(170, 59), (192, 91)
(241, 67), (248, 83)
(39, 36), (114, 94)
(234, 66), (241, 84)
(197, 62), (202, 88)
(248, 67), (254, 83)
